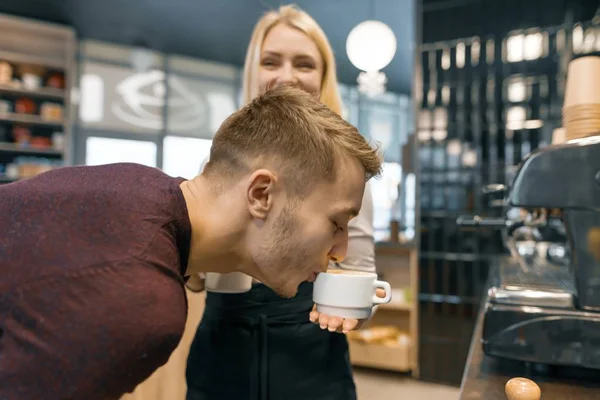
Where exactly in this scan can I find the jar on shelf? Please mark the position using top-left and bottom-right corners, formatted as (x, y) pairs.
(46, 72), (65, 89)
(40, 102), (64, 121)
(51, 132), (65, 150)
(12, 125), (32, 145)
(15, 97), (36, 114)
(5, 163), (19, 179)
(18, 65), (46, 90)
(0, 61), (12, 85)
(0, 99), (12, 114)
(30, 136), (52, 149)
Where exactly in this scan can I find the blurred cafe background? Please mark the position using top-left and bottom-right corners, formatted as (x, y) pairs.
(0, 0), (599, 399)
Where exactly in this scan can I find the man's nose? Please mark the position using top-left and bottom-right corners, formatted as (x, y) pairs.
(328, 231), (348, 264)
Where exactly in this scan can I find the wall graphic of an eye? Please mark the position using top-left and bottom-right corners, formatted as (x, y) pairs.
(112, 70), (208, 132)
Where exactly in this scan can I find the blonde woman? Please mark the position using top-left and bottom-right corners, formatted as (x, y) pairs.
(185, 5), (378, 400)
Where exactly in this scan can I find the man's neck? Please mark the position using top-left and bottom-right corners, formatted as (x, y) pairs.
(179, 178), (246, 276)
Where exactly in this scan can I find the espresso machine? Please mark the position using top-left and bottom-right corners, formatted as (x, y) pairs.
(458, 136), (600, 370)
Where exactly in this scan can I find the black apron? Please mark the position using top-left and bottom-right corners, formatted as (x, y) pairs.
(185, 282), (357, 400)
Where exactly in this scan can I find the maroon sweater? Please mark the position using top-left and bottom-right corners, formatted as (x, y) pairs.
(0, 163), (192, 400)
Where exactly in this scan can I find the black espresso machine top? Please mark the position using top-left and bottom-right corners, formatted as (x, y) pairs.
(459, 136), (600, 370)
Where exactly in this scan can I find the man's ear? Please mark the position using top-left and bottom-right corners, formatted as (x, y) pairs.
(246, 169), (277, 219)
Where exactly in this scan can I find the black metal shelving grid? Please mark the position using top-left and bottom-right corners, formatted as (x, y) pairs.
(416, 0), (599, 385)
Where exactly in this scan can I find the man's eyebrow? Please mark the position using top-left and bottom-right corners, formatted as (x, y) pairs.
(336, 206), (359, 218)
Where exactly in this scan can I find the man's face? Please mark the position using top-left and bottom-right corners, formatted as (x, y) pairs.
(246, 156), (366, 298)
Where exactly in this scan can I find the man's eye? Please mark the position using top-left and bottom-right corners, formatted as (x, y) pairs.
(333, 222), (343, 233)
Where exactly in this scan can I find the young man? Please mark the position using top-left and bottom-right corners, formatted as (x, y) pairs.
(0, 85), (382, 400)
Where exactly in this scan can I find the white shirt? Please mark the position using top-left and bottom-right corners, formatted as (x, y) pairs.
(331, 181), (375, 273)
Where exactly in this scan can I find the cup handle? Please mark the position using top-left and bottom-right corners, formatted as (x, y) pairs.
(372, 280), (392, 304)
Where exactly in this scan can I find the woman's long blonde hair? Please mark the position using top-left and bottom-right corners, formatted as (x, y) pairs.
(242, 4), (343, 115)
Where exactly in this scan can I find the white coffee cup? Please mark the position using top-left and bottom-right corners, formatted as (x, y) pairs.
(313, 270), (392, 319)
(204, 272), (253, 294)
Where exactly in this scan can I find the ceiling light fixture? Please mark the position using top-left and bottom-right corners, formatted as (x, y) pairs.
(346, 2), (397, 97)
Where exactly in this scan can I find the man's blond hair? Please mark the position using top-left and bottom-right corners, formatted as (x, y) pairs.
(203, 85), (382, 196)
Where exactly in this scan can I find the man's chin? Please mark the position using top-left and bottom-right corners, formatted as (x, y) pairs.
(268, 281), (299, 299)
(274, 286), (298, 299)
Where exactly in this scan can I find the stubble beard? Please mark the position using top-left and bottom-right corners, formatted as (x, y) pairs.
(255, 204), (307, 299)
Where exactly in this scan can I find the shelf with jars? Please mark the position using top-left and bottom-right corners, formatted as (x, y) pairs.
(0, 13), (75, 184)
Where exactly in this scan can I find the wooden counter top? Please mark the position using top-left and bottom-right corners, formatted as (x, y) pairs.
(459, 296), (600, 399)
